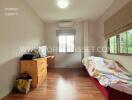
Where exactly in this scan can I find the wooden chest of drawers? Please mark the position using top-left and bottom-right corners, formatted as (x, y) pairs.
(20, 58), (47, 88)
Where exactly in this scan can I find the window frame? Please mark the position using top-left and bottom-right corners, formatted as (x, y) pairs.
(57, 35), (75, 54)
(108, 29), (132, 56)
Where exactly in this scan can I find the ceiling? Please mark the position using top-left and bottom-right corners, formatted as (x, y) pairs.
(25, 0), (114, 22)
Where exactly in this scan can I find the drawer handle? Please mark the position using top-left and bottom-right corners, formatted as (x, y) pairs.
(41, 62), (44, 65)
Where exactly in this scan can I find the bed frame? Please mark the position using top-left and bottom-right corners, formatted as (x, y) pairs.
(90, 74), (132, 100)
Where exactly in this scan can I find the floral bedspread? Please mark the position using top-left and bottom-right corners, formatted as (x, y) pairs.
(82, 56), (132, 87)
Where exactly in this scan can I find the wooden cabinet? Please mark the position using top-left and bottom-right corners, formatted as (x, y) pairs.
(20, 58), (47, 88)
(47, 56), (55, 68)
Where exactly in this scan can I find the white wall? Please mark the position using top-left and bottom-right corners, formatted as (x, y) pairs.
(45, 21), (97, 68)
(88, 21), (98, 56)
(83, 21), (98, 57)
(0, 0), (45, 98)
(96, 0), (132, 72)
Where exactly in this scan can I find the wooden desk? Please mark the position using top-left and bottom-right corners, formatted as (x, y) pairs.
(47, 56), (55, 69)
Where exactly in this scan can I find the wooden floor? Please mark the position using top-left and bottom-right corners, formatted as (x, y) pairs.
(4, 68), (105, 100)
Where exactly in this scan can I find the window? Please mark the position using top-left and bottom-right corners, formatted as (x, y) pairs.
(109, 36), (117, 53)
(119, 32), (127, 53)
(108, 29), (132, 55)
(58, 35), (75, 53)
(127, 30), (132, 53)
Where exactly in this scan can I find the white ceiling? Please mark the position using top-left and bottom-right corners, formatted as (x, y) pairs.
(25, 0), (114, 22)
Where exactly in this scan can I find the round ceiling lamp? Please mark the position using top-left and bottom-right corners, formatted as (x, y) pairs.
(57, 0), (69, 9)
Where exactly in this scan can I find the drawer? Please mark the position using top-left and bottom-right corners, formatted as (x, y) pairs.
(38, 64), (45, 73)
(37, 60), (47, 69)
(38, 71), (47, 85)
(38, 68), (47, 77)
(31, 70), (47, 88)
(37, 58), (47, 65)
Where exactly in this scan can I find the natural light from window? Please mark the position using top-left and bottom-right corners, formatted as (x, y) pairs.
(58, 35), (74, 53)
(109, 29), (132, 55)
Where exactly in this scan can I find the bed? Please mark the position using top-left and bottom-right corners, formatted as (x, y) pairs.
(82, 56), (132, 100)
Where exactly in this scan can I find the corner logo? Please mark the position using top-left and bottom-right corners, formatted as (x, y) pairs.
(4, 8), (19, 16)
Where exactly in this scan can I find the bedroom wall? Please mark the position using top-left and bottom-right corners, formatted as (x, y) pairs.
(45, 21), (97, 68)
(0, 0), (45, 98)
(88, 21), (98, 56)
(96, 0), (132, 72)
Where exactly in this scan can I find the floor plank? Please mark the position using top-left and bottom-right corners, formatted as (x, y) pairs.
(3, 68), (105, 100)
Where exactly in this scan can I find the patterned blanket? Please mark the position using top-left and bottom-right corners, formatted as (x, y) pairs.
(82, 56), (132, 87)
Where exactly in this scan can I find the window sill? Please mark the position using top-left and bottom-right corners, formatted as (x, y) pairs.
(107, 53), (132, 56)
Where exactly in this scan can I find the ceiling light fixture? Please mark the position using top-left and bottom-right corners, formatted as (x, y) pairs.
(57, 0), (69, 9)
